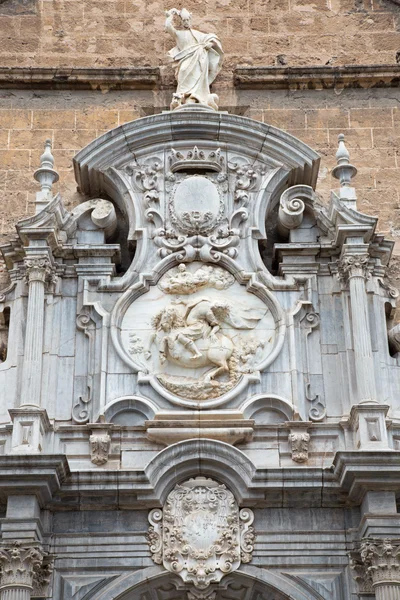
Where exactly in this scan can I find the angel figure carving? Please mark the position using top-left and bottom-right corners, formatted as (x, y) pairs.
(146, 298), (264, 383)
(165, 8), (224, 111)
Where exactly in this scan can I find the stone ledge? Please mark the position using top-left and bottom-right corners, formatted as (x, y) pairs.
(234, 64), (400, 90)
(0, 454), (70, 505)
(0, 67), (160, 90)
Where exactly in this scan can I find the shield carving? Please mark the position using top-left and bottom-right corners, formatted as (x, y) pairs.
(147, 477), (255, 589)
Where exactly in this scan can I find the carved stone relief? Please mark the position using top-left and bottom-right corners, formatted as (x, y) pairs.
(287, 423), (311, 463)
(0, 542), (53, 596)
(89, 429), (111, 466)
(147, 477), (255, 589)
(72, 307), (96, 424)
(119, 262), (280, 403)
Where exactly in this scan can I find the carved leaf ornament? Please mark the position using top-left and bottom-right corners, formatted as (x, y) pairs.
(147, 477), (255, 589)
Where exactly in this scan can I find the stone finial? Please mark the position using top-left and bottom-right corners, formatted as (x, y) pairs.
(33, 139), (59, 215)
(331, 133), (358, 207)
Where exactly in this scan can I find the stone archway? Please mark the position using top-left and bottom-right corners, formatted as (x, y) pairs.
(86, 566), (324, 600)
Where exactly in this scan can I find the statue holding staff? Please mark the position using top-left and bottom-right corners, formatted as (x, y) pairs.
(165, 8), (224, 111)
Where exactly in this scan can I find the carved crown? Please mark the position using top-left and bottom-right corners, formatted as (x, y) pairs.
(168, 146), (225, 173)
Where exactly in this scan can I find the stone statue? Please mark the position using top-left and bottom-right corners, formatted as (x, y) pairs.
(164, 8), (224, 111)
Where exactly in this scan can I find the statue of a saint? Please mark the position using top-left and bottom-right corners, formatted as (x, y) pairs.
(165, 8), (224, 111)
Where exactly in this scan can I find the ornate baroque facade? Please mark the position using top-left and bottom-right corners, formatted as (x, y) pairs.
(1, 3), (400, 600)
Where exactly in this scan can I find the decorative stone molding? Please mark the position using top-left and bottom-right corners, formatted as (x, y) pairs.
(286, 422), (311, 463)
(147, 477), (255, 589)
(234, 64), (400, 90)
(360, 538), (400, 596)
(337, 253), (370, 284)
(0, 66), (160, 90)
(299, 308), (326, 422)
(0, 542), (43, 590)
(88, 421), (113, 466)
(72, 307), (96, 425)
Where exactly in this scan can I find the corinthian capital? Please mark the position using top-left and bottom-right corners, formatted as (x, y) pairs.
(360, 538), (400, 586)
(337, 252), (370, 283)
(24, 256), (56, 286)
(0, 542), (44, 589)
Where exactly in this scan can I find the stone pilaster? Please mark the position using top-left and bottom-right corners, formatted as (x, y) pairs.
(338, 249), (376, 404)
(360, 538), (400, 600)
(20, 256), (56, 408)
(0, 542), (43, 600)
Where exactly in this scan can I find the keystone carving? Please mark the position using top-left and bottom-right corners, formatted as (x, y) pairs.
(89, 421), (113, 466)
(147, 477), (255, 589)
(287, 422), (312, 463)
(288, 431), (310, 463)
(0, 542), (52, 594)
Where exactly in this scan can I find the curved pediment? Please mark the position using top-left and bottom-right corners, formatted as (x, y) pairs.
(73, 108), (320, 198)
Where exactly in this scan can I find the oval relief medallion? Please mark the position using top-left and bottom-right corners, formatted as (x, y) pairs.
(118, 262), (284, 407)
(170, 175), (223, 234)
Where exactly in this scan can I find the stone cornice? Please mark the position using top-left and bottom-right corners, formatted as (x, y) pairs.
(333, 451), (400, 503)
(0, 455), (70, 505)
(234, 64), (400, 90)
(0, 67), (160, 90)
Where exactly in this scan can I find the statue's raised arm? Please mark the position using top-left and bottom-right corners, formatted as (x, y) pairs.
(164, 8), (224, 111)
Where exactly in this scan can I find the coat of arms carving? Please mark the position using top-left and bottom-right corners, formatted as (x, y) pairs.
(147, 477), (255, 589)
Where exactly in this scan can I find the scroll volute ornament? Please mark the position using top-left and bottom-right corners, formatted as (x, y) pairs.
(147, 477), (255, 589)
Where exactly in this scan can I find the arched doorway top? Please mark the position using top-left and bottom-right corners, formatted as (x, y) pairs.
(85, 565), (324, 600)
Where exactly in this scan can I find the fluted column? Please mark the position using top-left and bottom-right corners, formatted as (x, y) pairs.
(338, 251), (376, 403)
(375, 584), (400, 600)
(0, 543), (43, 600)
(20, 256), (55, 407)
(360, 538), (400, 600)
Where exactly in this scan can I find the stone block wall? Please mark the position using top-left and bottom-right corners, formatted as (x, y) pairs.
(0, 0), (399, 69)
(1, 0), (400, 300)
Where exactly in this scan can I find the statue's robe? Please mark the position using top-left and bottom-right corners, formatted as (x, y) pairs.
(167, 27), (224, 105)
